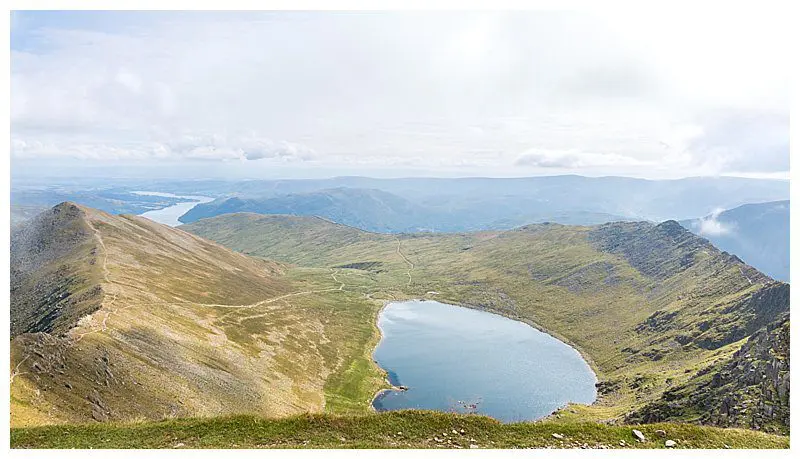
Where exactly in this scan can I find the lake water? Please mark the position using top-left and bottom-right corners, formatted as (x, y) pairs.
(372, 300), (597, 422)
(134, 192), (214, 227)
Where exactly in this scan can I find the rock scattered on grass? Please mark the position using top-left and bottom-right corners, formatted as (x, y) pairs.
(655, 429), (667, 438)
(552, 433), (564, 440)
(665, 440), (677, 448)
(632, 429), (646, 442)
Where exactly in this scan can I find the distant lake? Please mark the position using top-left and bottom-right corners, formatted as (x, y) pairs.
(372, 300), (596, 422)
(134, 192), (213, 227)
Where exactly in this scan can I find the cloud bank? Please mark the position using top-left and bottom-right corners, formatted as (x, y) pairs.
(10, 10), (789, 178)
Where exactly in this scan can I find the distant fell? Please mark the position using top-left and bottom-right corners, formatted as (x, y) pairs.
(680, 201), (789, 281)
(177, 175), (788, 232)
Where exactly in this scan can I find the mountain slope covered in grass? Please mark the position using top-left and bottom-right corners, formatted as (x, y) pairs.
(10, 203), (387, 427)
(10, 202), (790, 448)
(184, 213), (790, 433)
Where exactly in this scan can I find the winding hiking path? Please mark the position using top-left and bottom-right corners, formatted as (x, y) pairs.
(195, 271), (346, 310)
(396, 239), (414, 287)
(9, 355), (30, 385)
(73, 219), (124, 343)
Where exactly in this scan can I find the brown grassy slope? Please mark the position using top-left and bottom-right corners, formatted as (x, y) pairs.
(10, 204), (385, 427)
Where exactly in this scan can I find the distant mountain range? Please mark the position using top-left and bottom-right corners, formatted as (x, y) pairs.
(680, 201), (789, 282)
(178, 175), (789, 231)
(178, 187), (635, 231)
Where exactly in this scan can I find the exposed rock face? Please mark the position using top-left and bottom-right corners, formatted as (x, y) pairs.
(10, 202), (102, 337)
(691, 282), (789, 350)
(588, 221), (712, 281)
(628, 315), (790, 434)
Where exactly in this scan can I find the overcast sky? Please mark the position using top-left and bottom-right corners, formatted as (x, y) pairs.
(10, 9), (790, 180)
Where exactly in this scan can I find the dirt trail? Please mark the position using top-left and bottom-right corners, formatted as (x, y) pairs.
(72, 220), (129, 343)
(9, 355), (30, 384)
(396, 239), (414, 287)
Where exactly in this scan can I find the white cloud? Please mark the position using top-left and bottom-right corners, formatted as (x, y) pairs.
(515, 150), (651, 168)
(11, 133), (316, 162)
(697, 208), (735, 237)
(10, 10), (789, 177)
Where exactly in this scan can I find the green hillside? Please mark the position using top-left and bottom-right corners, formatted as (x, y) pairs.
(183, 213), (790, 433)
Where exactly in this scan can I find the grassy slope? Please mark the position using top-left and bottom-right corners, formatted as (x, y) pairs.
(183, 214), (789, 429)
(10, 207), (789, 448)
(10, 206), (387, 427)
(11, 412), (788, 449)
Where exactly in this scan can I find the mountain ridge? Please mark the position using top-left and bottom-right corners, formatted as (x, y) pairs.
(10, 202), (387, 427)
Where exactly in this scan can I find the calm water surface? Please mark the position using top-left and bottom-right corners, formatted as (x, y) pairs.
(372, 300), (596, 422)
(134, 191), (213, 227)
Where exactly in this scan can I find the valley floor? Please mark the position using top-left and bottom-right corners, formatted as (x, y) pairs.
(10, 411), (788, 449)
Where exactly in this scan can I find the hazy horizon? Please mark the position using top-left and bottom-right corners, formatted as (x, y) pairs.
(11, 9), (788, 181)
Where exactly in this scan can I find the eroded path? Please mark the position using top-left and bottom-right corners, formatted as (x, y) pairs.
(396, 239), (414, 287)
(72, 219), (126, 343)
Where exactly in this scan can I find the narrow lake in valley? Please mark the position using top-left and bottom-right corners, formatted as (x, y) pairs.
(372, 300), (597, 422)
(134, 191), (214, 227)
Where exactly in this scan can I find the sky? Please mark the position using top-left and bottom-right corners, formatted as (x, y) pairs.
(10, 9), (790, 180)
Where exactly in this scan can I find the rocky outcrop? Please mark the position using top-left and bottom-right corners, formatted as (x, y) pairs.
(628, 315), (790, 434)
(588, 221), (712, 280)
(691, 282), (789, 349)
